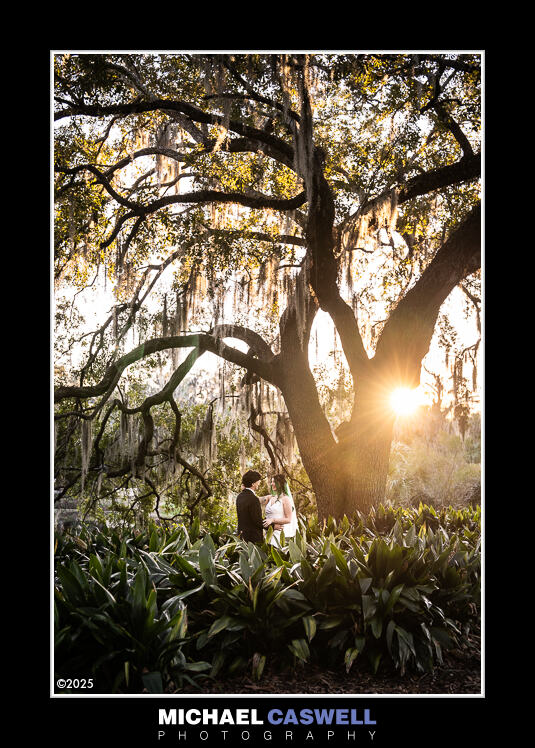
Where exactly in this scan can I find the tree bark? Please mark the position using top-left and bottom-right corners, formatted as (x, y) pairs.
(275, 205), (481, 520)
(277, 349), (341, 520)
(342, 364), (396, 515)
(278, 360), (396, 519)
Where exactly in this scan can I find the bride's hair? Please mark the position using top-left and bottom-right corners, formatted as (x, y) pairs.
(272, 473), (290, 496)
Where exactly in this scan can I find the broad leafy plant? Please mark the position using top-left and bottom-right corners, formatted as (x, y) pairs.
(54, 504), (480, 692)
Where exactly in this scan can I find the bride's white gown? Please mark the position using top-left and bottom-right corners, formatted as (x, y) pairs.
(264, 493), (297, 546)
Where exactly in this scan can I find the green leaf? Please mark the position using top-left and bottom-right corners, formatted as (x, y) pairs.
(395, 625), (416, 656)
(264, 565), (284, 586)
(202, 532), (217, 556)
(174, 554), (199, 578)
(384, 583), (404, 614)
(89, 553), (103, 580)
(319, 614), (346, 630)
(328, 629), (349, 649)
(369, 649), (382, 674)
(249, 543), (264, 574)
(288, 638), (310, 662)
(169, 606), (188, 640)
(227, 656), (248, 674)
(330, 542), (350, 577)
(57, 565), (85, 604)
(190, 517), (200, 543)
(131, 568), (148, 609)
(149, 528), (159, 552)
(249, 578), (261, 612)
(288, 539), (304, 564)
(90, 575), (116, 605)
(199, 543), (216, 586)
(184, 661), (211, 672)
(316, 554), (337, 590)
(405, 524), (417, 547)
(210, 651), (226, 678)
(344, 647), (360, 673)
(386, 619), (396, 653)
(302, 615), (317, 642)
(430, 626), (456, 649)
(239, 552), (253, 583)
(270, 545), (285, 567)
(361, 594), (377, 622)
(146, 587), (158, 621)
(370, 614), (383, 639)
(164, 584), (206, 612)
(208, 615), (245, 638)
(280, 587), (308, 602)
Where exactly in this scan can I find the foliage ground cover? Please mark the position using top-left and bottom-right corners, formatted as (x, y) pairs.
(54, 504), (480, 694)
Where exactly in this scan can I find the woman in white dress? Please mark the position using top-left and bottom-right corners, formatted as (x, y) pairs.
(262, 473), (297, 546)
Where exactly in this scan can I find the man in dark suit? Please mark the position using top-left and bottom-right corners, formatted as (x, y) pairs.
(236, 470), (265, 543)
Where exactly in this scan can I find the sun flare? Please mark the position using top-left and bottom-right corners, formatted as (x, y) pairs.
(390, 387), (422, 416)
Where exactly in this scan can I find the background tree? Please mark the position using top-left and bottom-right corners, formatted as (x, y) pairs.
(53, 52), (481, 520)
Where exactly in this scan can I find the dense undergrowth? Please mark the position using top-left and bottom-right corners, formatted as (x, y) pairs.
(54, 504), (481, 694)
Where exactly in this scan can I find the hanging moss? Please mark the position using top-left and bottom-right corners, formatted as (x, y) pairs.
(162, 294), (168, 337)
(80, 419), (92, 492)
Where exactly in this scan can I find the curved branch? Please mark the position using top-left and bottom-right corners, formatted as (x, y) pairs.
(125, 347), (205, 414)
(175, 454), (212, 510)
(77, 249), (191, 389)
(373, 201), (481, 384)
(431, 103), (474, 158)
(210, 324), (275, 361)
(338, 151), (481, 254)
(396, 152), (480, 204)
(145, 187), (307, 214)
(249, 405), (279, 469)
(54, 328), (279, 406)
(55, 162), (307, 217)
(53, 97), (296, 169)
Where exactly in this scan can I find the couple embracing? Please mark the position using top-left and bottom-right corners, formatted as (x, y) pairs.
(236, 470), (297, 546)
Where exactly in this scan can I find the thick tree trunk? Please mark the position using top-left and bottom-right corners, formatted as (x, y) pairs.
(277, 346), (341, 520)
(282, 370), (395, 520)
(338, 370), (396, 516)
(346, 425), (394, 515)
(278, 328), (395, 520)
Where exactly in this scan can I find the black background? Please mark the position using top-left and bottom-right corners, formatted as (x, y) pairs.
(49, 693), (489, 746)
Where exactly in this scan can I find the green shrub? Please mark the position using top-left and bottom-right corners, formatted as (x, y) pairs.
(54, 506), (480, 692)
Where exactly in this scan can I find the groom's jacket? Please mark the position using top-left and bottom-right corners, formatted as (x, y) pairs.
(236, 488), (264, 543)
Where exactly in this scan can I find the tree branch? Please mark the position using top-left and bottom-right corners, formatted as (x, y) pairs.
(290, 59), (369, 375)
(54, 327), (279, 406)
(53, 97), (296, 169)
(56, 162), (307, 217)
(373, 201), (481, 385)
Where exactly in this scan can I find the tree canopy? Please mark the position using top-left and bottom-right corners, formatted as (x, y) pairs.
(53, 52), (481, 521)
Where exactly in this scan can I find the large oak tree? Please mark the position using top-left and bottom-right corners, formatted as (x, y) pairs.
(53, 52), (481, 520)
